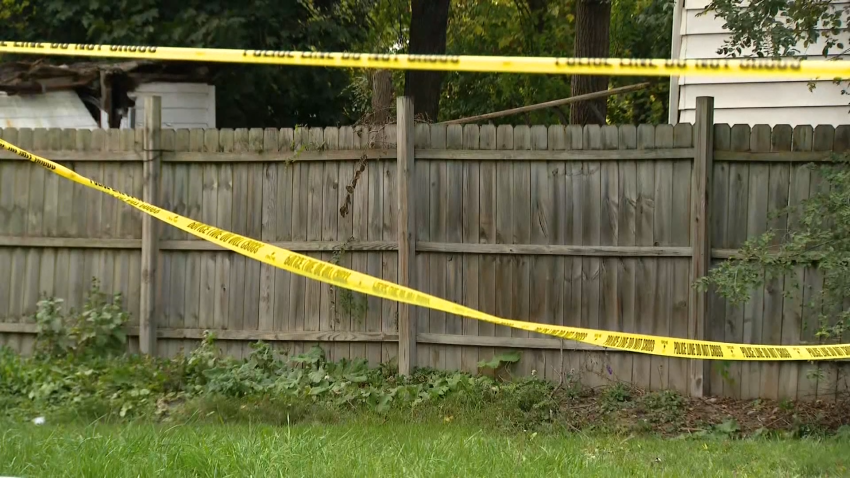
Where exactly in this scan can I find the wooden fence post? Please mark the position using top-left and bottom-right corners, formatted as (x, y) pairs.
(689, 96), (714, 397)
(140, 96), (161, 355)
(397, 96), (417, 375)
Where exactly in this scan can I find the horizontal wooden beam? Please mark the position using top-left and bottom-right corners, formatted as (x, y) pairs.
(415, 148), (695, 161)
(714, 151), (833, 162)
(0, 323), (603, 351)
(0, 237), (141, 249)
(417, 242), (692, 257)
(0, 236), (754, 260)
(1, 148), (696, 163)
(160, 240), (397, 253)
(417, 333), (605, 351)
(0, 236), (397, 252)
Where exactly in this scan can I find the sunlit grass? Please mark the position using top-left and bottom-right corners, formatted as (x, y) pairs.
(1, 419), (848, 477)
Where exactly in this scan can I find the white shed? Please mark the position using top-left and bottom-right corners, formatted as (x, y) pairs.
(120, 82), (216, 129)
(0, 61), (215, 131)
(669, 0), (850, 126)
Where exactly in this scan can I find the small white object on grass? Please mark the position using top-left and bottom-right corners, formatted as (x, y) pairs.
(32, 416), (45, 425)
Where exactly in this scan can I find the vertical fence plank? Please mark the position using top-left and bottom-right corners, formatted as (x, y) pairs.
(581, 125), (603, 387)
(259, 128), (278, 334)
(566, 125), (584, 380)
(346, 126), (368, 362)
(288, 129), (309, 357)
(547, 124), (569, 383)
(652, 124), (674, 392)
(397, 98), (416, 374)
(334, 126), (354, 363)
(140, 96), (161, 355)
(184, 129), (204, 352)
(414, 123), (432, 368)
(760, 125), (792, 400)
(214, 129), (234, 355)
(445, 124), (463, 372)
(724, 124), (751, 398)
(168, 130), (190, 357)
(600, 125), (620, 386)
(381, 124), (398, 364)
(320, 128), (340, 360)
(0, 128), (17, 351)
(241, 129), (265, 356)
(707, 124), (730, 397)
(18, 128), (38, 354)
(633, 124), (655, 391)
(429, 124), (448, 369)
(304, 128), (325, 357)
(365, 126), (383, 366)
(741, 124), (771, 399)
(494, 125), (514, 370)
(199, 129), (220, 333)
(527, 125), (549, 378)
(512, 125), (532, 377)
(615, 125), (638, 385)
(780, 125), (812, 400)
(478, 125), (497, 370)
(461, 124), (480, 374)
(814, 125), (838, 401)
(688, 98), (713, 397)
(671, 123), (693, 394)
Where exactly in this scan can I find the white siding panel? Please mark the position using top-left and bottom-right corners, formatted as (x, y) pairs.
(0, 91), (98, 129)
(682, 32), (849, 59)
(678, 68), (837, 85)
(125, 82), (216, 129)
(680, 105), (850, 126)
(134, 83), (215, 95)
(684, 10), (848, 35)
(674, 0), (850, 126)
(679, 81), (848, 109)
(684, 0), (850, 9)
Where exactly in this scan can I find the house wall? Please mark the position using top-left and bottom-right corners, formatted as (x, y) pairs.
(122, 82), (216, 129)
(671, 0), (850, 126)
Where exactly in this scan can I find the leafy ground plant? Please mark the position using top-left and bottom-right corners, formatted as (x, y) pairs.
(2, 285), (849, 438)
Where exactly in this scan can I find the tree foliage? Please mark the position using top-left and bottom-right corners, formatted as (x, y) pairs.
(439, 0), (576, 124)
(702, 0), (848, 59)
(2, 0), (373, 128)
(608, 0), (674, 125)
(697, 156), (850, 341)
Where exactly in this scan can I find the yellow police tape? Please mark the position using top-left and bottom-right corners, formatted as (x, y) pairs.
(1, 138), (848, 361)
(0, 40), (848, 79)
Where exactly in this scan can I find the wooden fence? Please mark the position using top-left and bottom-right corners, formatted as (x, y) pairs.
(0, 96), (847, 401)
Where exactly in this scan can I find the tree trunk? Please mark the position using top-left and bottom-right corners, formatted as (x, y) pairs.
(570, 0), (611, 126)
(371, 69), (395, 124)
(404, 0), (450, 122)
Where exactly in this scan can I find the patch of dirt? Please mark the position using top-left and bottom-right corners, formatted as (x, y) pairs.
(556, 387), (850, 437)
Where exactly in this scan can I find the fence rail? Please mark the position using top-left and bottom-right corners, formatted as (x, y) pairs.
(1, 96), (848, 402)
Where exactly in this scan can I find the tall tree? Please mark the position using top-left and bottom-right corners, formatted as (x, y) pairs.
(570, 0), (612, 125)
(404, 0), (451, 121)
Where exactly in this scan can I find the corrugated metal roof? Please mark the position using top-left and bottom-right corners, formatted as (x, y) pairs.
(0, 91), (98, 129)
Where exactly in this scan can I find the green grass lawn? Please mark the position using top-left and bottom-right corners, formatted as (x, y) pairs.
(1, 420), (848, 477)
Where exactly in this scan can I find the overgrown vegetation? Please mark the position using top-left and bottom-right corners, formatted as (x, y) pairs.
(2, 280), (848, 439)
(697, 155), (850, 342)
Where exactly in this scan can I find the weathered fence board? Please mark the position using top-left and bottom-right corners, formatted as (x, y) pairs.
(1, 103), (848, 400)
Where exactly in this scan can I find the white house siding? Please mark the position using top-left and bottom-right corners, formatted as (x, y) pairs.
(671, 0), (850, 126)
(0, 90), (99, 129)
(121, 82), (216, 129)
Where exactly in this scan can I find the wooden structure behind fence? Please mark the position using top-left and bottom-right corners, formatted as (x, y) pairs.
(0, 97), (847, 401)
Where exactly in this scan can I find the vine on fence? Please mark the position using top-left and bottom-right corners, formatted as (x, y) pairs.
(328, 236), (368, 325)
